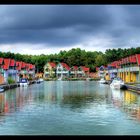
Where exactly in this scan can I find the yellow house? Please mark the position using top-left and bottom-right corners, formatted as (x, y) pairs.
(44, 62), (56, 78)
(108, 54), (140, 83)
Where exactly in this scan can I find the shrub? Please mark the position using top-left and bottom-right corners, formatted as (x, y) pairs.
(7, 77), (15, 84)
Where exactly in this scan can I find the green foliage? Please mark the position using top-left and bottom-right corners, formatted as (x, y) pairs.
(7, 77), (15, 84)
(0, 47), (140, 73)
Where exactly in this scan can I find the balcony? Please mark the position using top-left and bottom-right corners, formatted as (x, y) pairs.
(108, 69), (118, 73)
(8, 69), (18, 74)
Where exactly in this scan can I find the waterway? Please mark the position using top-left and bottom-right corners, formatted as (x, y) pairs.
(0, 81), (140, 135)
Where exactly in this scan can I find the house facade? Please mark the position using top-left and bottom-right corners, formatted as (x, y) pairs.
(108, 54), (140, 83)
(56, 62), (70, 79)
(0, 58), (35, 84)
(44, 62), (56, 78)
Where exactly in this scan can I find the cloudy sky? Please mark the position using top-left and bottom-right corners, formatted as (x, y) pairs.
(0, 5), (140, 55)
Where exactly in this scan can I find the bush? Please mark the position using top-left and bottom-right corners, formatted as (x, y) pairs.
(7, 77), (15, 84)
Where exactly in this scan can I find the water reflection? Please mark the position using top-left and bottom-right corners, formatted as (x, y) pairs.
(1, 81), (140, 131)
(111, 89), (140, 121)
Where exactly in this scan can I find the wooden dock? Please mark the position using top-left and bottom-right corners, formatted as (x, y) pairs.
(125, 84), (140, 94)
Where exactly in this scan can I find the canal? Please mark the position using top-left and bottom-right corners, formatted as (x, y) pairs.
(0, 81), (140, 135)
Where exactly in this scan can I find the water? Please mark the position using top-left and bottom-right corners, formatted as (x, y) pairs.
(0, 81), (140, 135)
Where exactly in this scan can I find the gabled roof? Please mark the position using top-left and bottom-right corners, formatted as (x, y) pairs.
(136, 54), (140, 66)
(2, 59), (10, 70)
(16, 61), (22, 70)
(0, 58), (3, 65)
(71, 66), (78, 70)
(60, 62), (70, 70)
(21, 62), (26, 68)
(10, 59), (15, 67)
(48, 62), (56, 68)
(80, 66), (89, 72)
(96, 67), (99, 71)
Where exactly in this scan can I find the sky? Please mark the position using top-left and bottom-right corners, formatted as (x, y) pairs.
(0, 5), (140, 55)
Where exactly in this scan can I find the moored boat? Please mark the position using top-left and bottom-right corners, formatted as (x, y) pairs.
(98, 78), (106, 84)
(0, 87), (4, 93)
(110, 77), (127, 89)
(20, 78), (29, 87)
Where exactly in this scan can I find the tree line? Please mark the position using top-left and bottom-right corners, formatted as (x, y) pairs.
(0, 47), (140, 72)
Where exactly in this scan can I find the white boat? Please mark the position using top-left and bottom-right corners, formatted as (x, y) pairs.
(39, 78), (44, 82)
(0, 87), (4, 93)
(98, 78), (106, 84)
(20, 78), (29, 87)
(110, 77), (126, 89)
(58, 77), (62, 81)
(36, 78), (44, 84)
(86, 78), (91, 81)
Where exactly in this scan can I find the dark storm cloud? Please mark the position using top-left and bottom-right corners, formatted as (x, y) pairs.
(0, 5), (140, 49)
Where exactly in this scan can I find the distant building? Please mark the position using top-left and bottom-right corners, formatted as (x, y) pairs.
(108, 54), (140, 83)
(44, 62), (56, 78)
(56, 62), (70, 79)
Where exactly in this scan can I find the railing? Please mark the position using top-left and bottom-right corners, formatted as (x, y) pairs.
(109, 66), (139, 73)
(108, 69), (118, 73)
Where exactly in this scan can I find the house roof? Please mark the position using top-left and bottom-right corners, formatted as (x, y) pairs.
(16, 61), (22, 70)
(21, 62), (26, 68)
(10, 59), (15, 67)
(60, 62), (70, 70)
(72, 66), (78, 70)
(80, 66), (89, 72)
(0, 58), (3, 65)
(3, 59), (10, 70)
(48, 62), (56, 68)
(96, 67), (99, 71)
(136, 54), (140, 66)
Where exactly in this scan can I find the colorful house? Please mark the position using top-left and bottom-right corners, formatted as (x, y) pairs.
(70, 66), (78, 78)
(108, 54), (140, 83)
(56, 62), (70, 79)
(79, 66), (90, 78)
(44, 62), (56, 78)
(0, 58), (4, 84)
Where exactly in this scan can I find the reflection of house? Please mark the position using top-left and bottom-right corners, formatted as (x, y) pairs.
(108, 54), (140, 83)
(123, 91), (137, 104)
(44, 62), (56, 78)
(56, 62), (70, 79)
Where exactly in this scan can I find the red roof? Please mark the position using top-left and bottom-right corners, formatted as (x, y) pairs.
(61, 62), (70, 70)
(131, 55), (137, 63)
(16, 61), (22, 70)
(96, 67), (99, 71)
(48, 62), (56, 68)
(73, 66), (78, 70)
(0, 58), (3, 65)
(81, 66), (90, 72)
(21, 62), (26, 68)
(2, 59), (10, 70)
(136, 54), (140, 66)
(10, 59), (15, 67)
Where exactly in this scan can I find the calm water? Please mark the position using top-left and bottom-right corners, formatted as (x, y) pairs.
(0, 81), (140, 135)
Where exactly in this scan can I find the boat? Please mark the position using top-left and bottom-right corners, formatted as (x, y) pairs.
(58, 77), (62, 81)
(110, 77), (127, 89)
(98, 78), (106, 84)
(36, 78), (44, 84)
(0, 87), (4, 93)
(19, 78), (29, 87)
(86, 78), (91, 81)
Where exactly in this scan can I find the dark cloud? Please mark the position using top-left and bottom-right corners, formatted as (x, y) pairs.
(0, 5), (140, 50)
